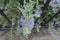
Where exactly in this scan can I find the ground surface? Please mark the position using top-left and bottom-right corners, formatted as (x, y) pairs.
(0, 29), (60, 40)
(0, 32), (56, 40)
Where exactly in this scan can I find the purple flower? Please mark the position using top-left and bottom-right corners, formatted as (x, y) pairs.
(19, 17), (35, 28)
(38, 8), (42, 15)
(51, 0), (60, 3)
(29, 18), (35, 26)
(19, 18), (25, 27)
(28, 18), (35, 28)
(52, 4), (58, 8)
(49, 1), (58, 8)
(55, 0), (60, 3)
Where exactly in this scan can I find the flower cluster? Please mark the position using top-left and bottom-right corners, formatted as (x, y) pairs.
(19, 18), (25, 27)
(28, 18), (35, 28)
(55, 0), (60, 3)
(49, 0), (60, 8)
(49, 0), (58, 8)
(51, 0), (60, 3)
(38, 8), (42, 15)
(19, 17), (35, 28)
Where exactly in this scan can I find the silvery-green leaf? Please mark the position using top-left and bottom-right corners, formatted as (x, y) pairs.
(23, 27), (31, 36)
(35, 14), (40, 17)
(25, 2), (34, 12)
(29, 14), (35, 18)
(17, 6), (27, 16)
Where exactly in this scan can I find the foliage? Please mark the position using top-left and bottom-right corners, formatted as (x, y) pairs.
(0, 0), (60, 40)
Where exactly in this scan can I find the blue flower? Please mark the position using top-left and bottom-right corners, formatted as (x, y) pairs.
(19, 18), (25, 27)
(52, 4), (58, 8)
(49, 0), (58, 8)
(55, 0), (60, 3)
(38, 8), (42, 15)
(28, 17), (35, 28)
(19, 17), (35, 29)
(51, 0), (60, 3)
(29, 17), (35, 26)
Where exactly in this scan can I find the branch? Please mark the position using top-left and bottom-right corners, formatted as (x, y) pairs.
(0, 9), (12, 24)
(41, 11), (60, 26)
(19, 0), (24, 7)
(35, 0), (51, 23)
(42, 0), (51, 11)
(0, 24), (10, 31)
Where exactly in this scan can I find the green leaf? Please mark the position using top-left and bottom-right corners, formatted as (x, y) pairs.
(17, 6), (27, 16)
(24, 2), (34, 12)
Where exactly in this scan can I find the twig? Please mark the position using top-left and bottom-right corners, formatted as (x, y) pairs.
(35, 0), (51, 23)
(42, 0), (51, 11)
(19, 0), (24, 7)
(0, 24), (11, 30)
(0, 9), (12, 24)
(0, 9), (12, 31)
(42, 11), (60, 26)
